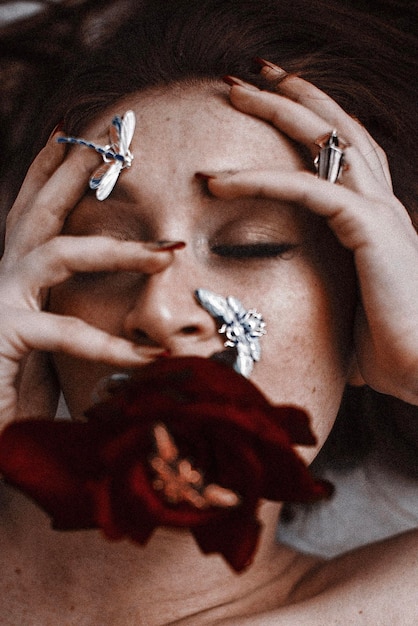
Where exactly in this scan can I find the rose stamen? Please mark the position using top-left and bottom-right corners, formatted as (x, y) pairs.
(150, 423), (239, 510)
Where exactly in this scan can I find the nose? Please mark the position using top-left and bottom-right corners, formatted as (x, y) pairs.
(122, 260), (223, 357)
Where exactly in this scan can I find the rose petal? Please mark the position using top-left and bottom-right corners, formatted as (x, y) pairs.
(192, 510), (261, 572)
(0, 420), (98, 529)
(0, 357), (332, 571)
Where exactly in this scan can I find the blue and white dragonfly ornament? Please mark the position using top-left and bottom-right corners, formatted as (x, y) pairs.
(195, 288), (266, 378)
(57, 110), (135, 200)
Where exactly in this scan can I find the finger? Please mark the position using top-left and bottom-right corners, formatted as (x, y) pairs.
(259, 65), (391, 187)
(4, 140), (103, 260)
(1, 308), (165, 366)
(6, 131), (67, 229)
(227, 84), (388, 188)
(9, 237), (181, 297)
(334, 145), (390, 197)
(16, 351), (61, 419)
(205, 169), (408, 250)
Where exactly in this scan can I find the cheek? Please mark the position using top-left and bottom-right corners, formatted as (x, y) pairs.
(251, 251), (356, 460)
(52, 353), (115, 420)
(48, 278), (137, 419)
(49, 275), (138, 331)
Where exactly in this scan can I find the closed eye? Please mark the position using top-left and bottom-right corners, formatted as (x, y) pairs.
(211, 243), (299, 259)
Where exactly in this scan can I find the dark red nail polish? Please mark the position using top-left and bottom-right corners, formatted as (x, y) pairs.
(222, 75), (259, 91)
(147, 241), (186, 251)
(223, 75), (239, 87)
(195, 172), (215, 181)
(157, 350), (171, 358)
(254, 56), (268, 67)
(49, 120), (65, 140)
(254, 57), (288, 81)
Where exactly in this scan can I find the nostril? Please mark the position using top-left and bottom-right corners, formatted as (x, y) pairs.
(131, 329), (161, 346)
(132, 329), (148, 340)
(181, 325), (200, 335)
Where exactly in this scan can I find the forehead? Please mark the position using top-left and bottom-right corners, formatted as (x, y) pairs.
(88, 82), (304, 177)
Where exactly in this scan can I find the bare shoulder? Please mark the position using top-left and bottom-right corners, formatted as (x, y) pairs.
(285, 529), (418, 625)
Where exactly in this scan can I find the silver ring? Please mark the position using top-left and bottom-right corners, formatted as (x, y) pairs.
(314, 130), (347, 184)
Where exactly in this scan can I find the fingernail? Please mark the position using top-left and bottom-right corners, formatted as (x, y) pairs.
(194, 169), (232, 181)
(49, 120), (65, 141)
(131, 346), (173, 361)
(195, 172), (215, 181)
(144, 241), (186, 251)
(254, 58), (288, 81)
(222, 75), (259, 91)
(156, 349), (171, 358)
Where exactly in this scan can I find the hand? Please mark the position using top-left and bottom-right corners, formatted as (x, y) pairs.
(205, 69), (418, 405)
(0, 132), (175, 428)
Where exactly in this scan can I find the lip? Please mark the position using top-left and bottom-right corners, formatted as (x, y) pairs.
(92, 349), (237, 404)
(155, 349), (235, 365)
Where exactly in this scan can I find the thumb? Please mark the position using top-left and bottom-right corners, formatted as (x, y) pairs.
(17, 351), (60, 420)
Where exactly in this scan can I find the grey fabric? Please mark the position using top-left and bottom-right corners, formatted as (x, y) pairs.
(277, 452), (418, 557)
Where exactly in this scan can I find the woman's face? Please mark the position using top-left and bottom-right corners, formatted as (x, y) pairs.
(50, 83), (356, 462)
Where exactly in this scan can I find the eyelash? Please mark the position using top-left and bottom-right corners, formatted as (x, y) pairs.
(69, 243), (297, 287)
(211, 243), (298, 259)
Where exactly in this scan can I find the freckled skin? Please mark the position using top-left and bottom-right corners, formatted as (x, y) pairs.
(49, 83), (356, 462)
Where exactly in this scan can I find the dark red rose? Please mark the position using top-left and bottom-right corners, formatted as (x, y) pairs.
(0, 357), (331, 571)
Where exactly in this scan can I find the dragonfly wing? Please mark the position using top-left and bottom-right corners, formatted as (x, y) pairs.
(226, 296), (246, 319)
(195, 289), (235, 324)
(95, 162), (122, 201)
(119, 110), (136, 155)
(89, 162), (111, 189)
(108, 117), (122, 152)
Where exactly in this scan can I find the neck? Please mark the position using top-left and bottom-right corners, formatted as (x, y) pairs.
(0, 484), (318, 625)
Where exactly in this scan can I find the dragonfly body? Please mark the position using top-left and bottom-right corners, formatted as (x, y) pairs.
(195, 288), (266, 378)
(57, 110), (135, 200)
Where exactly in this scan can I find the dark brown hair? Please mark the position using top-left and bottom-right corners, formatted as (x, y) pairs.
(1, 0), (417, 469)
(1, 0), (417, 226)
